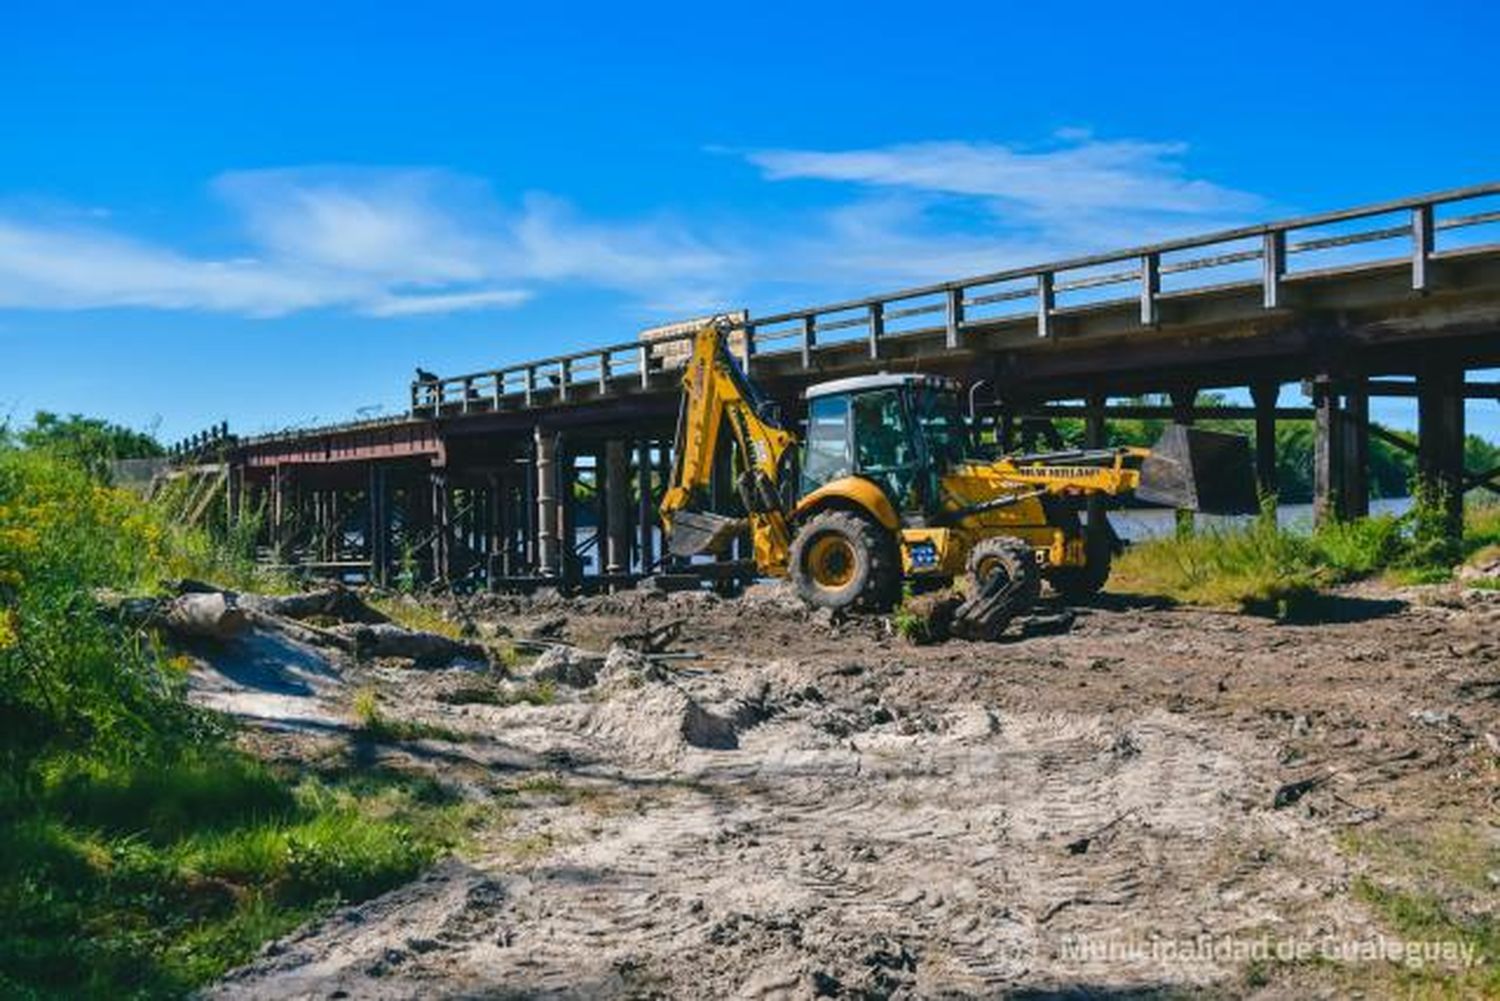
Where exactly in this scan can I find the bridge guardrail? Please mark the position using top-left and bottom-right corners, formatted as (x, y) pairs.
(409, 182), (1500, 419)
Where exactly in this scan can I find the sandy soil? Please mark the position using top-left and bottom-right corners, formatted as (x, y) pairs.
(192, 581), (1500, 999)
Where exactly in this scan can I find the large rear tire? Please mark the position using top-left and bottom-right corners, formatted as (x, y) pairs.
(789, 510), (899, 612)
(1046, 520), (1117, 602)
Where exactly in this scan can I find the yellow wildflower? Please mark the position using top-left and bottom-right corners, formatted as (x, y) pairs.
(0, 609), (18, 651)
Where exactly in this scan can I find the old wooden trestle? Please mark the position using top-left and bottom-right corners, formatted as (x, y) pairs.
(172, 183), (1500, 589)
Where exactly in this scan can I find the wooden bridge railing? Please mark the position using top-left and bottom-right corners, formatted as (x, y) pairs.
(410, 181), (1500, 418)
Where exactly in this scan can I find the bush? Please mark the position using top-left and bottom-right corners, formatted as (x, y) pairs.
(1113, 497), (1493, 614)
(0, 447), (464, 997)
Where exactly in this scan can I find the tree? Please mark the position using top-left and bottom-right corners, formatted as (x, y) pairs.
(15, 411), (163, 480)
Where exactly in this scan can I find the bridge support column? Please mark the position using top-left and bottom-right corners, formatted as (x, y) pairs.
(1340, 378), (1370, 520)
(557, 440), (577, 588)
(636, 439), (656, 575)
(1171, 388), (1196, 536)
(368, 465), (390, 587)
(226, 464), (243, 530)
(1312, 376), (1342, 526)
(605, 440), (630, 584)
(486, 471), (505, 586)
(1250, 381), (1279, 506)
(431, 472), (451, 583)
(534, 428), (560, 577)
(271, 465), (290, 561)
(1418, 364), (1466, 539)
(1083, 393), (1108, 553)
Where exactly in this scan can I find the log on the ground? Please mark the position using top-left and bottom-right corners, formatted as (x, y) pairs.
(164, 592), (250, 640)
(332, 623), (487, 666)
(236, 586), (389, 624)
(97, 589), (249, 640)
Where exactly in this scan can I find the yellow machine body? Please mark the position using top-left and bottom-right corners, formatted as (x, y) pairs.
(659, 321), (1249, 608)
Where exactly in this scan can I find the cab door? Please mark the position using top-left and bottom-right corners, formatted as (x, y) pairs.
(849, 388), (925, 514)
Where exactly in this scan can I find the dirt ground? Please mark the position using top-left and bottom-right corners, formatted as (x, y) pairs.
(193, 580), (1500, 999)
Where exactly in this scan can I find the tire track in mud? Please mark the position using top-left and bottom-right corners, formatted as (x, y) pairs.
(243, 705), (1312, 997)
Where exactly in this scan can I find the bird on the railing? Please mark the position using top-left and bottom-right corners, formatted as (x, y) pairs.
(415, 367), (439, 383)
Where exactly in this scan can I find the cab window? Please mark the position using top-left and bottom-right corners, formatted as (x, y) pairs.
(851, 389), (922, 510)
(801, 394), (850, 493)
(912, 384), (974, 469)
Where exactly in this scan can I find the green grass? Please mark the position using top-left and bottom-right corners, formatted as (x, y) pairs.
(0, 449), (472, 997)
(0, 751), (470, 999)
(1111, 499), (1500, 614)
(364, 596), (465, 639)
(352, 687), (468, 743)
(1338, 825), (1500, 997)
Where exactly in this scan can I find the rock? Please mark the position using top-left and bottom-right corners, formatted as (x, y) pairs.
(523, 615), (569, 640)
(532, 646), (605, 687)
(599, 644), (668, 685)
(1272, 775), (1325, 809)
(1409, 708), (1456, 727)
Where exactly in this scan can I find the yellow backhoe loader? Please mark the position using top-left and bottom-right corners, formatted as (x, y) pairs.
(659, 320), (1255, 637)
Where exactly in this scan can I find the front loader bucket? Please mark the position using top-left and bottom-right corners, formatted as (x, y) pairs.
(666, 510), (745, 557)
(1137, 424), (1259, 515)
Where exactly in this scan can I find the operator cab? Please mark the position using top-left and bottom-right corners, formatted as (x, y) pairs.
(800, 373), (975, 513)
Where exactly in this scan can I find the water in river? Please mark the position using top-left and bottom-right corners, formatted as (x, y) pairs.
(1106, 495), (1414, 541)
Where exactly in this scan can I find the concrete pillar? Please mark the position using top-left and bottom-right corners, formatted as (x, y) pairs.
(535, 427), (560, 576)
(1312, 376), (1342, 526)
(636, 438), (656, 574)
(605, 440), (630, 580)
(1340, 378), (1370, 520)
(1250, 381), (1279, 506)
(1418, 364), (1465, 538)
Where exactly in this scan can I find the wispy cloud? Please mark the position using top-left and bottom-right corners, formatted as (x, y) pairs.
(0, 135), (1259, 321)
(745, 134), (1260, 220)
(0, 168), (732, 318)
(363, 288), (533, 318)
(726, 133), (1264, 307)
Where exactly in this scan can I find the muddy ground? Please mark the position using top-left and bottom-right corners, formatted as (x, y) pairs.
(192, 581), (1500, 999)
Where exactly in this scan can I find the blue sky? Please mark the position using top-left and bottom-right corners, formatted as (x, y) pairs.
(1, 1), (1497, 442)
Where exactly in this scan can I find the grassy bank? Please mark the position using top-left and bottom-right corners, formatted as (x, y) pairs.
(1112, 499), (1500, 614)
(0, 449), (464, 998)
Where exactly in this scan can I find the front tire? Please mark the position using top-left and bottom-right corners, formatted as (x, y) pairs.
(789, 510), (899, 612)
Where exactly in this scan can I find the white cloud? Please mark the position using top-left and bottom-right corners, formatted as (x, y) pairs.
(0, 169), (736, 318)
(745, 135), (1260, 219)
(0, 136), (1259, 321)
(724, 134), (1265, 307)
(0, 219), (341, 316)
(363, 288), (532, 317)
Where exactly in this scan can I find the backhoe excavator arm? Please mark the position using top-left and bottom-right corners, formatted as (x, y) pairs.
(659, 322), (799, 574)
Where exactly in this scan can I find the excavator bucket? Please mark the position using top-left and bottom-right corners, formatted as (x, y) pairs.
(666, 510), (745, 557)
(1137, 424), (1259, 515)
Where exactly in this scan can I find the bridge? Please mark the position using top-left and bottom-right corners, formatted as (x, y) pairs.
(182, 182), (1500, 589)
